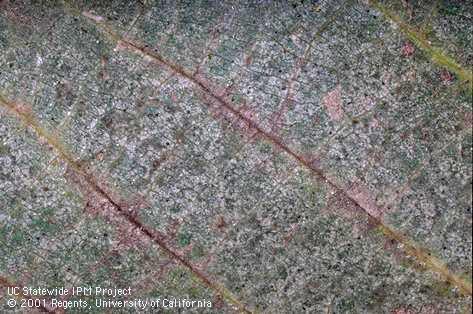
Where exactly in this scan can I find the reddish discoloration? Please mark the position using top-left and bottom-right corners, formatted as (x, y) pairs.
(205, 90), (261, 141)
(213, 215), (227, 232)
(325, 189), (361, 220)
(361, 94), (375, 111)
(346, 183), (385, 219)
(234, 105), (260, 139)
(323, 183), (384, 236)
(1, 2), (33, 25)
(10, 101), (34, 117)
(323, 188), (376, 238)
(401, 41), (415, 57)
(170, 91), (178, 102)
(440, 69), (454, 84)
(66, 165), (160, 251)
(114, 222), (152, 250)
(304, 152), (325, 172)
(369, 117), (381, 129)
(213, 295), (226, 310)
(62, 159), (240, 309)
(17, 20), (468, 302)
(114, 40), (133, 52)
(82, 11), (104, 22)
(322, 85), (344, 122)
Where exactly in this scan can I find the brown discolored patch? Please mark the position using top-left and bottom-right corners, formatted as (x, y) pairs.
(244, 53), (253, 66)
(213, 215), (227, 232)
(66, 164), (149, 225)
(322, 85), (344, 122)
(98, 55), (110, 81)
(151, 153), (170, 172)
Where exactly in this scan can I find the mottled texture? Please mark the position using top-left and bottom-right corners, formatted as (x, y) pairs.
(0, 0), (471, 313)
